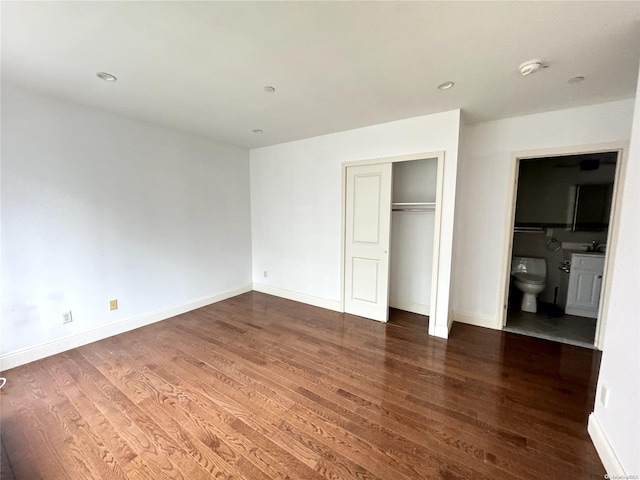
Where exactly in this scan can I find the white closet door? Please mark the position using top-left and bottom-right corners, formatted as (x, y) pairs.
(344, 163), (392, 322)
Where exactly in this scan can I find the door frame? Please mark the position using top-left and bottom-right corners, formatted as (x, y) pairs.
(498, 141), (628, 349)
(340, 151), (445, 334)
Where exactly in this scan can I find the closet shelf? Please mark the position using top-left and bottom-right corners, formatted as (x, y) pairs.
(392, 202), (436, 212)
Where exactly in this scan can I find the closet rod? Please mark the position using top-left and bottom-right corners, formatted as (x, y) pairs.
(392, 207), (435, 212)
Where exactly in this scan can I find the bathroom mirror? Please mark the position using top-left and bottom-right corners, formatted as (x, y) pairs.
(571, 183), (613, 231)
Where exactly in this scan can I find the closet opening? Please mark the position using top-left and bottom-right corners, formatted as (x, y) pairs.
(341, 152), (444, 335)
(389, 159), (437, 320)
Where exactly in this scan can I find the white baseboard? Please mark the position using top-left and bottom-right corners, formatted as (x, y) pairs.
(428, 309), (453, 339)
(432, 322), (450, 339)
(0, 285), (252, 371)
(253, 283), (342, 312)
(588, 413), (626, 477)
(453, 311), (500, 329)
(389, 299), (430, 316)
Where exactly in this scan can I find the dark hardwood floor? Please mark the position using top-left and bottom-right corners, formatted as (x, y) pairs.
(0, 292), (604, 479)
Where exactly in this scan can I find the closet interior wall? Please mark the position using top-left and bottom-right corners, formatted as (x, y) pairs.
(390, 159), (438, 316)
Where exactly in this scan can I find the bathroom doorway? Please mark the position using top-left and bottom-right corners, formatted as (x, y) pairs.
(500, 145), (625, 349)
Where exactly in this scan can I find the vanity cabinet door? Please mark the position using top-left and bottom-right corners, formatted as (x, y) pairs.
(565, 255), (605, 318)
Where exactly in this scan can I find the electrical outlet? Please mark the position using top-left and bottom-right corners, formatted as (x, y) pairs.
(109, 299), (118, 311)
(62, 311), (73, 324)
(264, 270), (268, 278)
(600, 386), (610, 408)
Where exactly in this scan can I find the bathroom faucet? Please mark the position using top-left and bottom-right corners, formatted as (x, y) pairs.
(587, 240), (600, 252)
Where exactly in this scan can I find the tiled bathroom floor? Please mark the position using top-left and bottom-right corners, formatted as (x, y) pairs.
(504, 305), (597, 348)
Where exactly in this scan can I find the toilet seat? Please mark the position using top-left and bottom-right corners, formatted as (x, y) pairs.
(511, 257), (547, 313)
(513, 272), (545, 284)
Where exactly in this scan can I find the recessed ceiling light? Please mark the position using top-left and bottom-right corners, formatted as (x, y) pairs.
(96, 72), (117, 82)
(252, 129), (264, 134)
(519, 60), (544, 76)
(568, 76), (585, 84)
(264, 86), (276, 93)
(437, 81), (455, 90)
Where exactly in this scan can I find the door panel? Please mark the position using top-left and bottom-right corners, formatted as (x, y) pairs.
(353, 175), (382, 243)
(566, 255), (605, 318)
(344, 163), (392, 322)
(574, 271), (602, 308)
(351, 257), (380, 303)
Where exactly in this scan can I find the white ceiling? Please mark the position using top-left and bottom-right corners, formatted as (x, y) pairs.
(2, 1), (639, 149)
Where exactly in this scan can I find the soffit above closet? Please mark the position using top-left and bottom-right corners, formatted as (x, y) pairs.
(2, 2), (639, 148)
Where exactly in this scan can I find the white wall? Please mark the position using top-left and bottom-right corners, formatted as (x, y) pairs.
(589, 74), (639, 476)
(389, 212), (434, 314)
(453, 99), (635, 328)
(392, 158), (438, 204)
(1, 87), (253, 366)
(250, 110), (460, 336)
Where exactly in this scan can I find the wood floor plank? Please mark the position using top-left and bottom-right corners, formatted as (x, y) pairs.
(163, 331), (420, 480)
(162, 300), (604, 476)
(176, 305), (601, 476)
(1, 292), (605, 479)
(251, 312), (586, 458)
(170, 321), (501, 479)
(277, 334), (597, 471)
(186, 300), (604, 476)
(165, 329), (432, 480)
(64, 349), (189, 479)
(4, 368), (102, 480)
(159, 343), (404, 480)
(166, 309), (593, 480)
(96, 336), (279, 480)
(44, 357), (155, 480)
(107, 332), (327, 480)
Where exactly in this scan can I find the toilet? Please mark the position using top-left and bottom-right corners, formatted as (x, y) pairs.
(511, 257), (547, 313)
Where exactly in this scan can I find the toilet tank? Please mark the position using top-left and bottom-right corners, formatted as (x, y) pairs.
(511, 257), (547, 276)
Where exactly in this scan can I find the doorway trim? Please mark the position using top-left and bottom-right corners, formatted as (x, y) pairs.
(498, 141), (628, 349)
(340, 151), (445, 336)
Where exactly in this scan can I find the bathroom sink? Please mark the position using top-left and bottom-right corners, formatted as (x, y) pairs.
(561, 242), (606, 254)
(562, 249), (605, 256)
